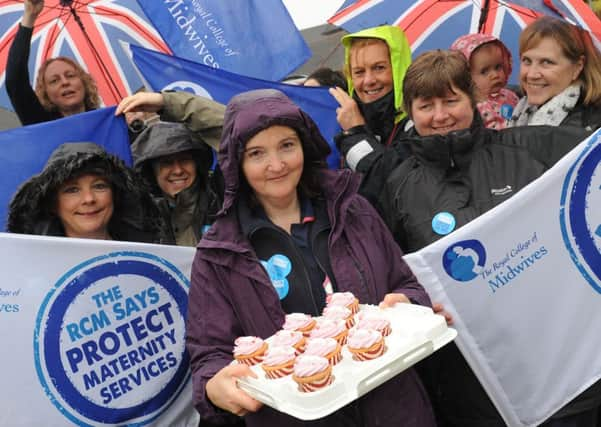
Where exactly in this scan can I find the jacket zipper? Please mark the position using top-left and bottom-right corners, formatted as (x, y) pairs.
(311, 226), (335, 294)
(346, 243), (374, 303)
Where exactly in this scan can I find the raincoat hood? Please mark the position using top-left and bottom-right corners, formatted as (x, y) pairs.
(7, 142), (162, 242)
(342, 25), (411, 120)
(131, 121), (214, 196)
(451, 33), (513, 85)
(218, 89), (331, 214)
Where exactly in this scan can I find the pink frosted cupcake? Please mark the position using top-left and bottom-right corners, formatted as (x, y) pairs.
(282, 313), (316, 337)
(304, 337), (342, 366)
(326, 291), (359, 314)
(270, 330), (306, 355)
(233, 336), (267, 366)
(355, 311), (392, 336)
(292, 355), (333, 392)
(322, 305), (354, 329)
(347, 328), (386, 361)
(261, 346), (296, 379)
(309, 318), (348, 345)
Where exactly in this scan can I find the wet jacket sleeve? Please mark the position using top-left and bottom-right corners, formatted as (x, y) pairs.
(185, 254), (242, 425)
(502, 125), (591, 167)
(6, 24), (53, 125)
(160, 91), (225, 151)
(353, 194), (431, 307)
(377, 160), (411, 252)
(336, 127), (407, 208)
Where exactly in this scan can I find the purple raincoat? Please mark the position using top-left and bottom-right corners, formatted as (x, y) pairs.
(185, 89), (436, 427)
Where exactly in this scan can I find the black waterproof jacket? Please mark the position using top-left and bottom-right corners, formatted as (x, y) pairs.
(7, 142), (163, 243)
(380, 122), (601, 426)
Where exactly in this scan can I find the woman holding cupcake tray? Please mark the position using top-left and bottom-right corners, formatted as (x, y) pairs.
(185, 89), (436, 426)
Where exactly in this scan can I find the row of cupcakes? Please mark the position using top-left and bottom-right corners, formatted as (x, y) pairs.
(232, 293), (392, 392)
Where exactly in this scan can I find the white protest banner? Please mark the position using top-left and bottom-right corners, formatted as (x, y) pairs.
(405, 129), (601, 426)
(0, 233), (198, 426)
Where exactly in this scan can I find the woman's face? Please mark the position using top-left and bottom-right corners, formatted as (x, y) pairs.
(349, 40), (393, 104)
(43, 60), (86, 116)
(519, 37), (584, 106)
(410, 86), (474, 136)
(153, 150), (197, 197)
(56, 174), (114, 239)
(242, 125), (304, 208)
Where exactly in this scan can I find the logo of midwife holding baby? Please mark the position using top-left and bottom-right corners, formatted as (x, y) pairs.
(560, 131), (601, 293)
(34, 252), (190, 425)
(442, 240), (487, 282)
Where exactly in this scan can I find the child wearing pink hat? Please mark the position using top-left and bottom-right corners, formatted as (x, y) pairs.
(451, 33), (519, 129)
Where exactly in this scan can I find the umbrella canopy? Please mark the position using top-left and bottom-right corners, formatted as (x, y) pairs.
(329, 0), (601, 83)
(0, 0), (170, 110)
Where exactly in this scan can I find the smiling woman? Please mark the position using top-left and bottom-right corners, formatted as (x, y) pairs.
(185, 88), (437, 426)
(378, 49), (600, 427)
(7, 142), (163, 243)
(508, 16), (601, 129)
(6, 0), (100, 125)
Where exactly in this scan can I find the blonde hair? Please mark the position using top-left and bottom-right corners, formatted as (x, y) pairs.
(519, 17), (601, 106)
(344, 38), (390, 80)
(35, 57), (101, 113)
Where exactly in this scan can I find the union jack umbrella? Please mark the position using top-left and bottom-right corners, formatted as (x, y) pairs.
(0, 0), (171, 111)
(328, 0), (601, 83)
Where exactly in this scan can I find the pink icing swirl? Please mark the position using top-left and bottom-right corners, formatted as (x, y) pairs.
(304, 338), (338, 357)
(262, 346), (296, 366)
(271, 330), (303, 347)
(282, 313), (314, 331)
(293, 355), (329, 377)
(233, 336), (264, 356)
(309, 318), (346, 339)
(356, 315), (390, 332)
(347, 328), (382, 349)
(322, 305), (351, 321)
(355, 305), (380, 321)
(327, 292), (356, 307)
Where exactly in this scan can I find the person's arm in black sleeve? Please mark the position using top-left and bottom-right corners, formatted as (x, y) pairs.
(6, 1), (53, 125)
(501, 125), (592, 168)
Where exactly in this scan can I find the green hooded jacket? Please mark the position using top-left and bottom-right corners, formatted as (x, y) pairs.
(342, 25), (412, 122)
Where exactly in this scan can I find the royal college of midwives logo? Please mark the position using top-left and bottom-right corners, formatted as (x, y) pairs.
(34, 252), (190, 426)
(560, 131), (601, 293)
(442, 239), (487, 282)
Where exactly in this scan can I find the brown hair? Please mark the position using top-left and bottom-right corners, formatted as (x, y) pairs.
(35, 56), (101, 113)
(519, 16), (601, 106)
(402, 50), (476, 117)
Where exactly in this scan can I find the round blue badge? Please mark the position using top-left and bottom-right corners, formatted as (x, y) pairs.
(432, 212), (456, 235)
(500, 104), (514, 120)
(261, 254), (292, 299)
(270, 254), (292, 277)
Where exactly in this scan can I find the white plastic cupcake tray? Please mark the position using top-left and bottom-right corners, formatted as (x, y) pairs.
(236, 303), (457, 420)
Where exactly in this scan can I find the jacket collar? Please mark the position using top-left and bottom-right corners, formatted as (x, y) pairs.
(407, 110), (484, 170)
(199, 169), (358, 259)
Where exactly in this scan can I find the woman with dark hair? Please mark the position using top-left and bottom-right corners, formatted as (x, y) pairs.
(7, 142), (163, 243)
(381, 49), (600, 427)
(6, 0), (100, 125)
(508, 16), (601, 129)
(185, 89), (436, 426)
(303, 67), (347, 91)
